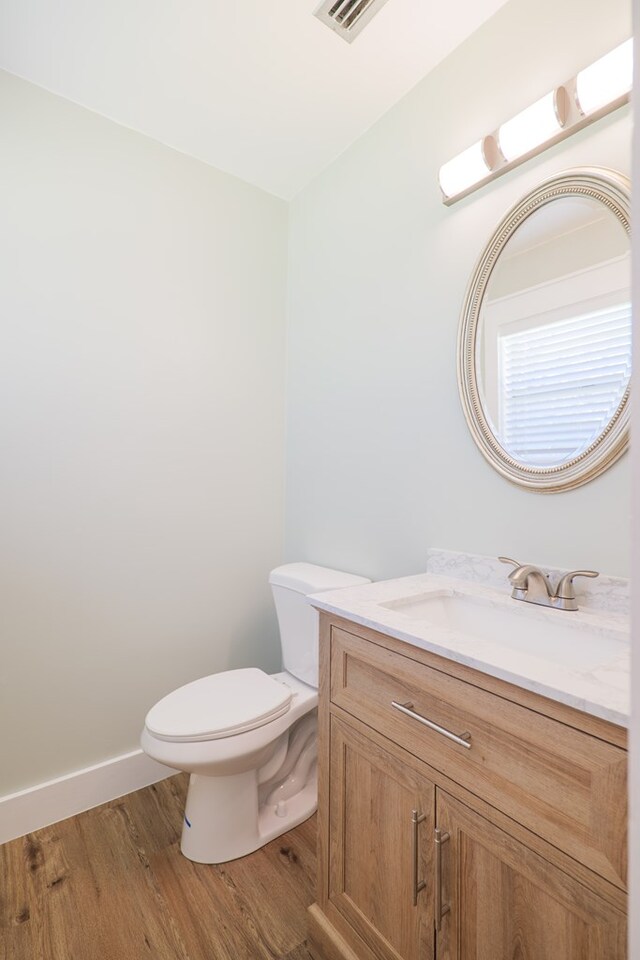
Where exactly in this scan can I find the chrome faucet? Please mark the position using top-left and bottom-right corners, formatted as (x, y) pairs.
(498, 557), (599, 611)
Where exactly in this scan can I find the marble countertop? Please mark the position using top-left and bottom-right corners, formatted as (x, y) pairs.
(308, 572), (630, 727)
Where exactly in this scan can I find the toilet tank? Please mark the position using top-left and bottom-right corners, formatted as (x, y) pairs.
(269, 563), (371, 688)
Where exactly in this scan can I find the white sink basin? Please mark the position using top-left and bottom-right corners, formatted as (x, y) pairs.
(379, 590), (627, 671)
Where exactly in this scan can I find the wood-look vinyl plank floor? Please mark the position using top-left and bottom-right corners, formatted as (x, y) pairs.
(0, 773), (316, 960)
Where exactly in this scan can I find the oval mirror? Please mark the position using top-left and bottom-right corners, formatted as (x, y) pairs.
(458, 168), (631, 492)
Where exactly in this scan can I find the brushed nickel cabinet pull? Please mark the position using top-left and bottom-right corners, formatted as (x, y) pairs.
(391, 701), (472, 750)
(434, 827), (451, 931)
(411, 810), (427, 905)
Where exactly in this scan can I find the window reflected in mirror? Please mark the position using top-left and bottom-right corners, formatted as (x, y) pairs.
(458, 169), (631, 491)
(478, 197), (631, 467)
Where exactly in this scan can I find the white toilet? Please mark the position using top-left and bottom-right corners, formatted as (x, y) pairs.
(140, 563), (370, 864)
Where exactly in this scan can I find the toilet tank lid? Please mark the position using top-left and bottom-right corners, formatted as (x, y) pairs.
(269, 563), (371, 594)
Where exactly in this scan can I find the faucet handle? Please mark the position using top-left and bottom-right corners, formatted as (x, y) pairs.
(498, 557), (528, 590)
(498, 556), (521, 570)
(555, 569), (599, 600)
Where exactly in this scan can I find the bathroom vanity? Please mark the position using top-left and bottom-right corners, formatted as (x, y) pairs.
(306, 557), (629, 960)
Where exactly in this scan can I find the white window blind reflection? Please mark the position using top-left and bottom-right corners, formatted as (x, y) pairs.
(499, 303), (632, 466)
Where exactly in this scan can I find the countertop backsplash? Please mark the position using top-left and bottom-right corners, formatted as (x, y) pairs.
(426, 549), (630, 618)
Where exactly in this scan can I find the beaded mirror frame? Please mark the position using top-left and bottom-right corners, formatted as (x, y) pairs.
(457, 167), (631, 492)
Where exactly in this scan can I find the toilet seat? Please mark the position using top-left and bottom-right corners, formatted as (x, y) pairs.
(144, 668), (292, 743)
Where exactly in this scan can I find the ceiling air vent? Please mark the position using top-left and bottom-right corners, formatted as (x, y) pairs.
(314, 0), (391, 43)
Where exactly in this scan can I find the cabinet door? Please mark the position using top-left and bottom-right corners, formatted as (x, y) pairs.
(329, 716), (435, 960)
(435, 790), (627, 960)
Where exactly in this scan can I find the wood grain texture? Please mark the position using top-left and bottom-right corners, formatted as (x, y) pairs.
(307, 904), (365, 960)
(436, 790), (627, 960)
(310, 613), (629, 960)
(330, 626), (628, 889)
(0, 774), (316, 960)
(328, 717), (434, 960)
(320, 613), (627, 749)
(329, 702), (627, 914)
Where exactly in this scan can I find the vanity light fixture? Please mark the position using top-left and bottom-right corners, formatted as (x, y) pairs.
(498, 90), (567, 162)
(438, 138), (499, 199)
(575, 38), (633, 115)
(439, 38), (632, 204)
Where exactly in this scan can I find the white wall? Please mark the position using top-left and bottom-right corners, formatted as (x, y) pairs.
(0, 71), (289, 796)
(629, 4), (639, 955)
(284, 0), (632, 582)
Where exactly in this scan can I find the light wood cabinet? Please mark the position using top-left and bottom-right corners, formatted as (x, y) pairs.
(436, 791), (626, 960)
(328, 716), (434, 960)
(308, 614), (628, 960)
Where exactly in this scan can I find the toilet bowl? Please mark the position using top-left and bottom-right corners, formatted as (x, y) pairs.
(141, 563), (370, 864)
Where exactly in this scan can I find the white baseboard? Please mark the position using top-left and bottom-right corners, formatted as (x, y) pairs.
(0, 750), (178, 846)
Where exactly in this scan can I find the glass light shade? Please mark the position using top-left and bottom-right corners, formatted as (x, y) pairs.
(438, 140), (490, 199)
(498, 92), (563, 162)
(576, 39), (633, 115)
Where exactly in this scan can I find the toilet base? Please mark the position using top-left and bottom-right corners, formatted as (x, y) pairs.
(180, 765), (318, 864)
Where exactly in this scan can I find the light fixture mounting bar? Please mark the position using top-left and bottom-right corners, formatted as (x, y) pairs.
(439, 39), (632, 205)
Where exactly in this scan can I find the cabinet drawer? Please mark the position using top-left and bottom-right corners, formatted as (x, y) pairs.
(330, 627), (627, 889)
